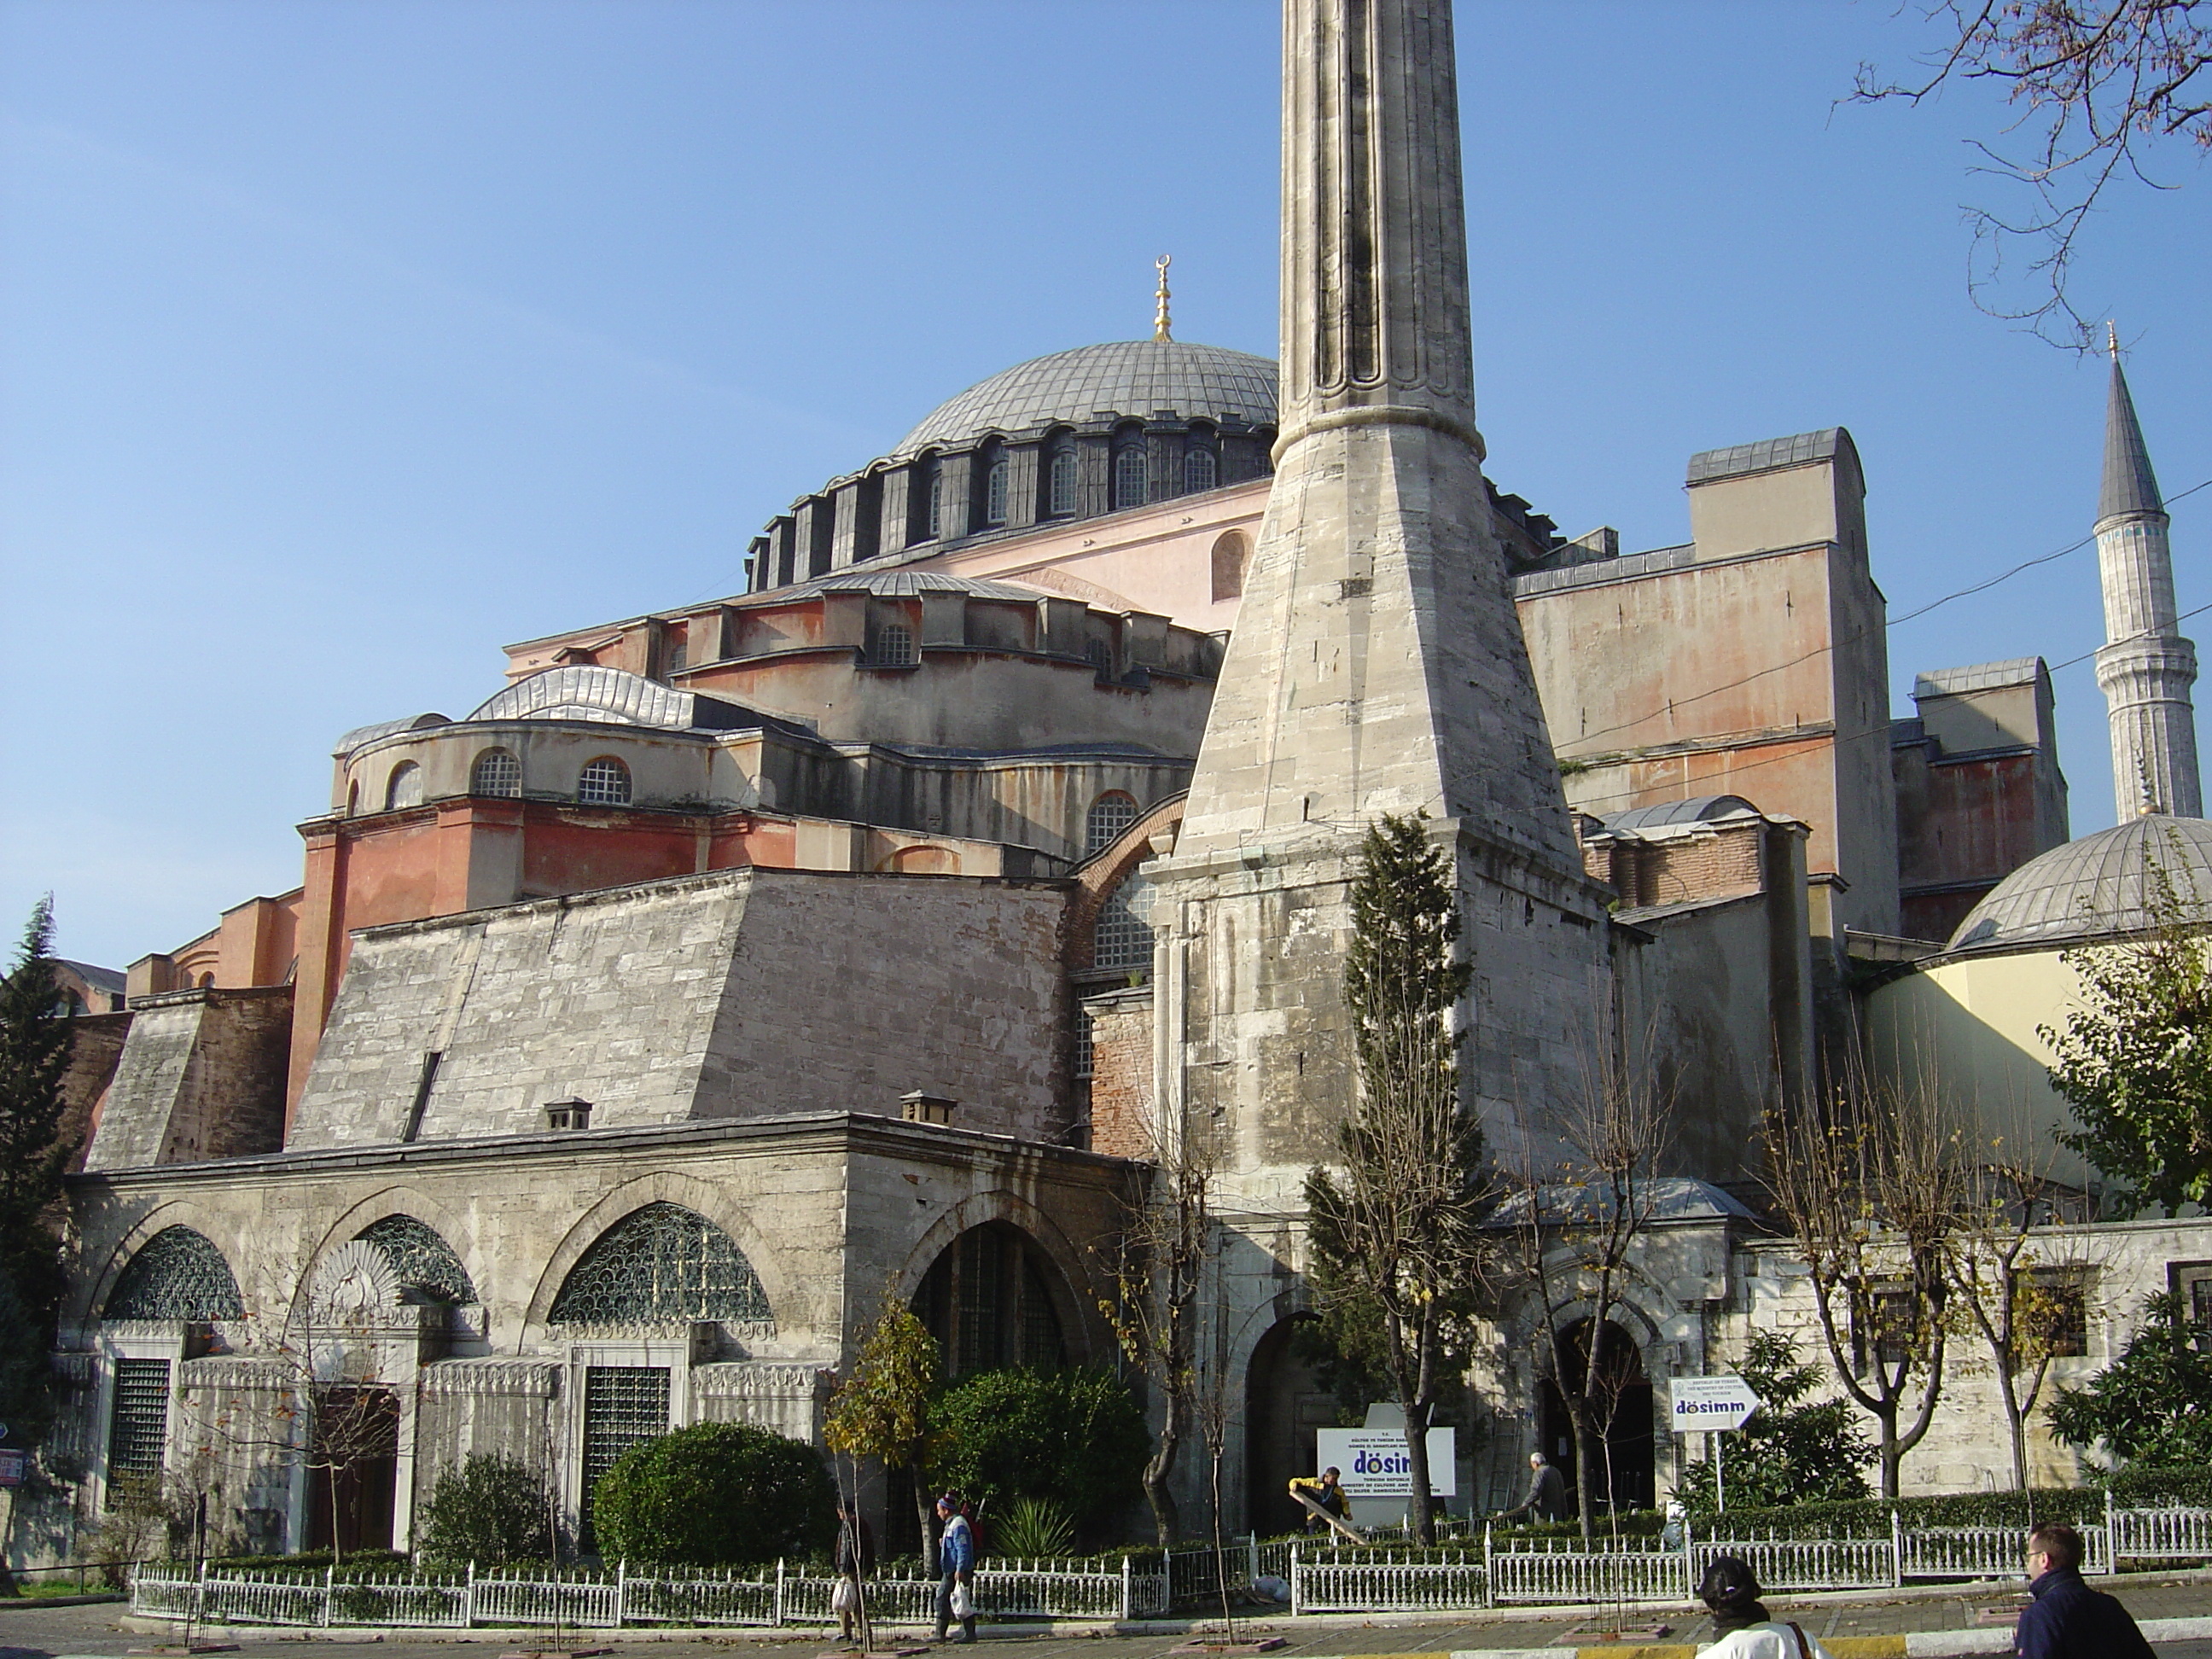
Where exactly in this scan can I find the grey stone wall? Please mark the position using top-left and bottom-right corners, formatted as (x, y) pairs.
(84, 989), (292, 1171)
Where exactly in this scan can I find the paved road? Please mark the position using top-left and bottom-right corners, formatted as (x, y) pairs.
(6, 1585), (2210, 1658)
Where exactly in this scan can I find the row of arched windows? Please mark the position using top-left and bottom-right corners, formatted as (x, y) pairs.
(912, 428), (1228, 544)
(364, 752), (632, 814)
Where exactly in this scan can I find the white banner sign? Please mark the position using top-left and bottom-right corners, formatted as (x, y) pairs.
(1668, 1375), (1763, 1432)
(1313, 1428), (1458, 1497)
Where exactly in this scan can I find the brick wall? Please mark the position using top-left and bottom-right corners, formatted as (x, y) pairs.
(1084, 989), (1155, 1161)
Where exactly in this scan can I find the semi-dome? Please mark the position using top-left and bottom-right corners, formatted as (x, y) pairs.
(892, 340), (1278, 457)
(1947, 815), (2212, 953)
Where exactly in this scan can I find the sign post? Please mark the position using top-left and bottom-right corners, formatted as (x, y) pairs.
(1667, 1377), (1762, 1512)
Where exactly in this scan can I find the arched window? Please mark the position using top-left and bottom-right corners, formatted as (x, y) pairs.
(1086, 638), (1114, 679)
(346, 781), (360, 816)
(1184, 444), (1218, 494)
(1092, 879), (1151, 971)
(981, 446), (1008, 528)
(550, 1202), (771, 1325)
(1046, 445), (1078, 517)
(1211, 530), (1249, 602)
(1112, 443), (1148, 511)
(924, 459), (944, 540)
(873, 623), (917, 667)
(911, 1222), (1068, 1377)
(578, 757), (631, 806)
(471, 748), (521, 798)
(104, 1226), (246, 1321)
(357, 1214), (476, 1306)
(385, 762), (423, 812)
(1085, 791), (1140, 858)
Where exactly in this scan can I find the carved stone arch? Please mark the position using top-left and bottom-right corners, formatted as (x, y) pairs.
(296, 1189), (480, 1322)
(1067, 794), (1186, 975)
(891, 1188), (1106, 1368)
(523, 1170), (793, 1334)
(79, 1199), (253, 1325)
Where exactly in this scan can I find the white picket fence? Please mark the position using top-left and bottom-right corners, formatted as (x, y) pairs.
(129, 1503), (2212, 1628)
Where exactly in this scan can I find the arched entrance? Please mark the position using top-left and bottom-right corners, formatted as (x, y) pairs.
(1537, 1319), (1655, 1514)
(911, 1221), (1070, 1378)
(1242, 1316), (1338, 1535)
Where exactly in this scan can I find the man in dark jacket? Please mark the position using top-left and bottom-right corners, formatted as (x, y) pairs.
(2015, 1523), (2154, 1658)
(1496, 1453), (1570, 1524)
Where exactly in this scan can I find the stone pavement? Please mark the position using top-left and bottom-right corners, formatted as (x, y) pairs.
(3, 1574), (2209, 1659)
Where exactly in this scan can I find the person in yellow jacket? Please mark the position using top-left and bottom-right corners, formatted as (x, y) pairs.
(1287, 1465), (1347, 1532)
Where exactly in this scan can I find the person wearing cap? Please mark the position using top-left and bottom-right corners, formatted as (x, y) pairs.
(1696, 1556), (1839, 1657)
(933, 1493), (977, 1645)
(1287, 1465), (1348, 1532)
(2015, 1522), (2154, 1657)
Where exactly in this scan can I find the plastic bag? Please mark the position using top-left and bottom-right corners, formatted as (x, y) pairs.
(832, 1575), (859, 1615)
(948, 1581), (972, 1620)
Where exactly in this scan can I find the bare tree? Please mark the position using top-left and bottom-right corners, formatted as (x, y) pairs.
(1854, 2), (2212, 346)
(1506, 1044), (1674, 1543)
(1766, 1082), (1965, 1497)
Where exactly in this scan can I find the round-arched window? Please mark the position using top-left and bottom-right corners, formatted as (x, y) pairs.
(385, 762), (423, 812)
(1085, 791), (1140, 858)
(346, 780), (360, 816)
(1112, 444), (1148, 512)
(1185, 444), (1218, 494)
(925, 459), (945, 539)
(578, 757), (632, 806)
(982, 449), (1009, 528)
(872, 623), (917, 667)
(1047, 445), (1078, 518)
(471, 748), (521, 798)
(1092, 880), (1151, 971)
(1211, 530), (1249, 602)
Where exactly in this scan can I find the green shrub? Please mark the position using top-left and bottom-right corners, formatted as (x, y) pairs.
(1669, 1333), (1871, 1511)
(2106, 1465), (2212, 1508)
(927, 1367), (1148, 1534)
(1679, 1487), (2104, 1540)
(591, 1421), (835, 1567)
(992, 1495), (1076, 1558)
(416, 1452), (553, 1567)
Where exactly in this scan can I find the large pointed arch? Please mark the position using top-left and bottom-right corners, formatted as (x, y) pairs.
(102, 1225), (245, 1321)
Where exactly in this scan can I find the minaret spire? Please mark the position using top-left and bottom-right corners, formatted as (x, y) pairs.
(2093, 346), (2199, 818)
(1152, 255), (1173, 343)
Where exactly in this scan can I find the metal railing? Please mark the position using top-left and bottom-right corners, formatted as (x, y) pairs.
(2110, 1505), (2212, 1562)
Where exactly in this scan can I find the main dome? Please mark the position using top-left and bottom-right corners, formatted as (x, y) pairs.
(892, 340), (1278, 458)
(1947, 815), (2212, 953)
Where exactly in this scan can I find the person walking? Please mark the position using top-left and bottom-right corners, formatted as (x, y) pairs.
(832, 1501), (876, 1647)
(1495, 1453), (1569, 1524)
(1694, 1556), (1840, 1657)
(933, 1493), (977, 1646)
(2014, 1522), (2154, 1658)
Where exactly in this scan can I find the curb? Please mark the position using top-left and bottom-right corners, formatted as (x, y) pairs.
(0, 1595), (128, 1610)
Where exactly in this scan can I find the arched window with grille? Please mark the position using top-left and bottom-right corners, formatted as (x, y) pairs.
(925, 459), (944, 539)
(1085, 791), (1140, 858)
(385, 762), (423, 812)
(1211, 530), (1249, 602)
(1112, 443), (1148, 511)
(1046, 445), (1078, 517)
(578, 757), (631, 806)
(1184, 444), (1218, 494)
(911, 1222), (1068, 1377)
(981, 445), (1009, 528)
(357, 1214), (477, 1306)
(1092, 879), (1151, 972)
(471, 748), (521, 798)
(104, 1227), (246, 1322)
(549, 1202), (771, 1326)
(872, 623), (917, 667)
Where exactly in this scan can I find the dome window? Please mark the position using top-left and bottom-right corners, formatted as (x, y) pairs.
(578, 757), (632, 806)
(1092, 880), (1150, 971)
(925, 460), (945, 539)
(1086, 791), (1140, 858)
(1185, 444), (1218, 494)
(983, 447), (1009, 528)
(1046, 445), (1079, 518)
(1112, 443), (1148, 512)
(872, 624), (917, 667)
(385, 762), (423, 812)
(471, 748), (521, 798)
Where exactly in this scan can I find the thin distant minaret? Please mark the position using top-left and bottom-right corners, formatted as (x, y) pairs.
(2093, 328), (2201, 818)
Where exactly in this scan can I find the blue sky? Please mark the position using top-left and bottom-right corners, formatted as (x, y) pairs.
(3, 1), (2205, 969)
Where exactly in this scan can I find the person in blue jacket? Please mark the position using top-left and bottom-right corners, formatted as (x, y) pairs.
(2015, 1523), (2153, 1658)
(934, 1493), (977, 1645)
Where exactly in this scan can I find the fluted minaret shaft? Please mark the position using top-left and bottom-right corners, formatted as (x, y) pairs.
(2093, 357), (2200, 818)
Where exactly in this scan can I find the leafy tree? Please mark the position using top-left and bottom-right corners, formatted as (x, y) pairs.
(415, 1453), (553, 1566)
(1671, 1331), (1872, 1511)
(1305, 813), (1492, 1544)
(926, 1367), (1147, 1536)
(2050, 1290), (2212, 1466)
(591, 1421), (835, 1567)
(1854, 1), (2212, 346)
(824, 1295), (942, 1567)
(0, 899), (78, 1598)
(2042, 857), (2212, 1215)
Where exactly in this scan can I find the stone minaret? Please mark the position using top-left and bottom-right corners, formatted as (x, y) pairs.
(1153, 0), (1606, 1204)
(2093, 345), (2200, 818)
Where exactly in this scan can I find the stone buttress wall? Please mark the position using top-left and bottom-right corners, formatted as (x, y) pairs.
(84, 989), (293, 1170)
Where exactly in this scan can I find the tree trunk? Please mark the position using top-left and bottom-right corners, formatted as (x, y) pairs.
(915, 1485), (940, 1576)
(1401, 1406), (1435, 1545)
(1877, 1408), (1901, 1499)
(1569, 1413), (1599, 1544)
(1143, 1417), (1185, 1546)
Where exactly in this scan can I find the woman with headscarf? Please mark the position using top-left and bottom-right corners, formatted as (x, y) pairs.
(1696, 1557), (1839, 1658)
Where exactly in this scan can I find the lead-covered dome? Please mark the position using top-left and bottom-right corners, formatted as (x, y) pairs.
(1947, 815), (2212, 953)
(892, 340), (1278, 457)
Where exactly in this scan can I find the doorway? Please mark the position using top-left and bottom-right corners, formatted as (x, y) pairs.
(305, 1387), (399, 1555)
(1536, 1319), (1655, 1515)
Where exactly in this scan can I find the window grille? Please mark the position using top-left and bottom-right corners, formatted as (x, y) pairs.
(2193, 1276), (2212, 1329)
(984, 456), (1008, 527)
(385, 763), (423, 812)
(105, 1227), (245, 1321)
(578, 758), (631, 806)
(1184, 446), (1217, 493)
(470, 748), (521, 798)
(1092, 882), (1150, 971)
(2035, 1275), (2090, 1357)
(1112, 445), (1148, 511)
(1047, 447), (1078, 517)
(1086, 639), (1113, 678)
(873, 624), (917, 668)
(357, 1214), (476, 1306)
(1085, 792), (1139, 858)
(108, 1358), (171, 1499)
(915, 1225), (1067, 1378)
(549, 1201), (771, 1325)
(664, 636), (688, 675)
(580, 1365), (669, 1539)
(1073, 1009), (1094, 1080)
(925, 463), (943, 539)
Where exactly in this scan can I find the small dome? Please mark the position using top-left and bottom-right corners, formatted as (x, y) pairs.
(892, 340), (1278, 457)
(1947, 816), (2212, 953)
